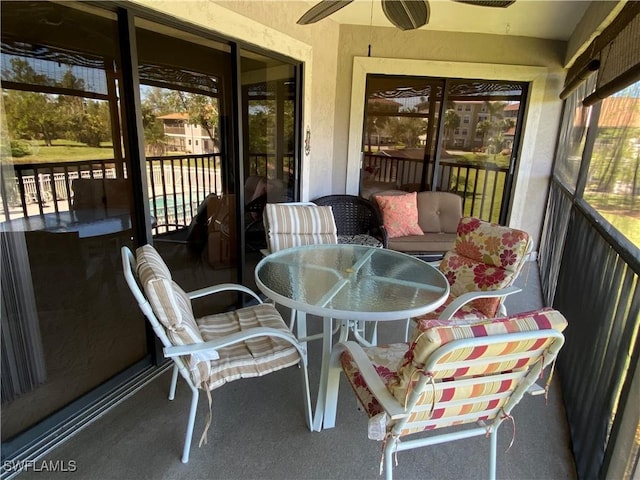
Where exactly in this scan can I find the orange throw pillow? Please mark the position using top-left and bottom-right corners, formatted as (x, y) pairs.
(375, 192), (424, 238)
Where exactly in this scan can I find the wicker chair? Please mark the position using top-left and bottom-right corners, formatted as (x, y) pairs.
(312, 194), (387, 248)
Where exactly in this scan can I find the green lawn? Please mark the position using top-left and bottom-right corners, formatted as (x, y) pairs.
(584, 192), (640, 248)
(10, 140), (115, 164)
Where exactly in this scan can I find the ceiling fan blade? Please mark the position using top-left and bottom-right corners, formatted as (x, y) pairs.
(381, 0), (429, 31)
(452, 0), (516, 7)
(297, 0), (354, 25)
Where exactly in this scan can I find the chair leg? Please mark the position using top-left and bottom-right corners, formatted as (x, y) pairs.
(384, 439), (395, 480)
(168, 364), (179, 400)
(403, 318), (411, 342)
(489, 426), (498, 480)
(181, 385), (199, 464)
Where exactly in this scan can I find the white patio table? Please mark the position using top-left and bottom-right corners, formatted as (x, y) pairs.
(0, 209), (133, 238)
(254, 244), (449, 431)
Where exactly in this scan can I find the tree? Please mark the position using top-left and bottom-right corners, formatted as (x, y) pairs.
(475, 101), (512, 155)
(3, 89), (61, 146)
(3, 59), (111, 148)
(383, 116), (425, 149)
(3, 59), (62, 145)
(443, 109), (461, 148)
(141, 104), (167, 155)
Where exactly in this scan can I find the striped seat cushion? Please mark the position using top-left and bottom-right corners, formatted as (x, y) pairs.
(194, 303), (301, 390)
(264, 203), (337, 252)
(136, 244), (203, 347)
(340, 309), (567, 432)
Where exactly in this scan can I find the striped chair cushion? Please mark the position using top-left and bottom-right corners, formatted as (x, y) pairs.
(264, 203), (337, 252)
(193, 303), (301, 390)
(143, 277), (203, 343)
(391, 308), (567, 405)
(340, 309), (567, 431)
(136, 244), (203, 346)
(136, 244), (172, 284)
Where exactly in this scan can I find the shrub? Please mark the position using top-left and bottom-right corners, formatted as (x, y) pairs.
(10, 141), (31, 157)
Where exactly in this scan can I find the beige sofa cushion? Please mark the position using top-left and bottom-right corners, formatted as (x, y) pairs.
(373, 190), (462, 254)
(415, 191), (462, 233)
(387, 232), (456, 253)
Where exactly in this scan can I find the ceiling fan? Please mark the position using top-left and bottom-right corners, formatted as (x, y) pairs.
(297, 0), (516, 31)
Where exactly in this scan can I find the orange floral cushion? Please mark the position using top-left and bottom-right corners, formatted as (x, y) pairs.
(375, 192), (424, 239)
(439, 217), (531, 317)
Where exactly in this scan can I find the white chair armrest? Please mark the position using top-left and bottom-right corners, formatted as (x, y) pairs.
(438, 286), (522, 320)
(187, 283), (263, 304)
(337, 341), (407, 420)
(163, 326), (299, 358)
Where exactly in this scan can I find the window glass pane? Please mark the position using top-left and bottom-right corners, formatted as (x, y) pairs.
(362, 76), (440, 191)
(135, 19), (241, 296)
(554, 75), (596, 192)
(0, 1), (147, 441)
(584, 80), (640, 247)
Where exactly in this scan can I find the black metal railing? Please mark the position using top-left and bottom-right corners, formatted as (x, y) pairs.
(2, 151), (507, 228)
(1, 154), (223, 234)
(146, 153), (221, 233)
(363, 153), (509, 223)
(2, 159), (121, 219)
(247, 153), (294, 179)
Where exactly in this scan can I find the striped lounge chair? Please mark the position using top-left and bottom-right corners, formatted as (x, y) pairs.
(323, 308), (567, 480)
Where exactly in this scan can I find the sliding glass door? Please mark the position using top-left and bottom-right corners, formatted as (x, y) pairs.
(239, 48), (300, 287)
(361, 75), (527, 224)
(0, 0), (303, 456)
(1, 1), (146, 442)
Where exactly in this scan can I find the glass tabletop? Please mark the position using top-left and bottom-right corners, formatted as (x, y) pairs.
(255, 244), (449, 321)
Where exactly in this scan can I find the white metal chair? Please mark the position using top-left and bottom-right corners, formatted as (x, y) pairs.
(324, 308), (567, 480)
(262, 202), (339, 338)
(121, 244), (312, 463)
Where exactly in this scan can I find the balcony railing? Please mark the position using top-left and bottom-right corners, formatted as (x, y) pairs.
(1, 151), (507, 230)
(1, 154), (223, 235)
(363, 153), (509, 223)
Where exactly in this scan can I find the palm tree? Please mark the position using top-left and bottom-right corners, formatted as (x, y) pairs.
(443, 109), (460, 148)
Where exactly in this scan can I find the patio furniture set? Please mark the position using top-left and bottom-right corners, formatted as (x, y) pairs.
(121, 192), (565, 480)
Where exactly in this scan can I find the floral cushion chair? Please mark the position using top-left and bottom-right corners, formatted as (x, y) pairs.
(412, 216), (532, 336)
